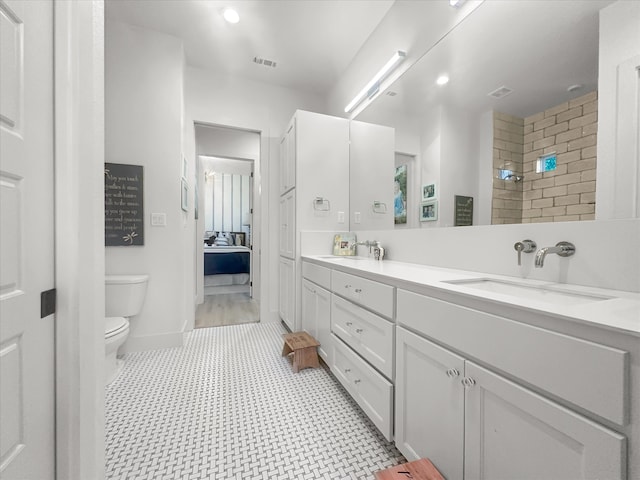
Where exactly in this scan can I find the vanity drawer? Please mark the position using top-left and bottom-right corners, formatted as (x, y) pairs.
(302, 261), (331, 290)
(331, 270), (394, 318)
(397, 289), (628, 425)
(331, 294), (394, 379)
(332, 334), (393, 441)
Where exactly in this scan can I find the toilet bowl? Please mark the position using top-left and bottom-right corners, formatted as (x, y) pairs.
(105, 316), (130, 384)
(105, 274), (149, 385)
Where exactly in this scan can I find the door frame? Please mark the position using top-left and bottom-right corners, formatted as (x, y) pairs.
(54, 1), (105, 479)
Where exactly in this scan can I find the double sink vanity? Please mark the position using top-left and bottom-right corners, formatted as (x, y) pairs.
(301, 254), (640, 480)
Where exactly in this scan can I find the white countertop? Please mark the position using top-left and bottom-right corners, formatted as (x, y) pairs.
(302, 255), (640, 337)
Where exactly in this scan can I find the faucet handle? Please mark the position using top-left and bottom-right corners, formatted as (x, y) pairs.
(514, 239), (537, 266)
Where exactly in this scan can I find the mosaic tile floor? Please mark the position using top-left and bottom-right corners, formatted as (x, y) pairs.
(105, 322), (404, 479)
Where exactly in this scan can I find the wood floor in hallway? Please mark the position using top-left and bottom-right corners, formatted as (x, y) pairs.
(195, 293), (259, 328)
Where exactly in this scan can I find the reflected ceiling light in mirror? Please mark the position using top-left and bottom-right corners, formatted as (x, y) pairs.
(449, 0), (466, 7)
(223, 8), (240, 24)
(436, 74), (450, 86)
(344, 50), (406, 114)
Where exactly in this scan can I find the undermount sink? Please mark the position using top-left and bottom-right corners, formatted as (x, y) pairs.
(444, 278), (613, 306)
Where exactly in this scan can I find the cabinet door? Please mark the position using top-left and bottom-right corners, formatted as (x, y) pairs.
(301, 278), (316, 336)
(315, 285), (332, 365)
(286, 120), (296, 192)
(280, 120), (295, 195)
(279, 257), (295, 330)
(395, 327), (465, 479)
(464, 361), (626, 480)
(279, 191), (295, 259)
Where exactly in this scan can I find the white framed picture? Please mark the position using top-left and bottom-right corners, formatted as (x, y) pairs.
(422, 183), (436, 201)
(420, 200), (438, 221)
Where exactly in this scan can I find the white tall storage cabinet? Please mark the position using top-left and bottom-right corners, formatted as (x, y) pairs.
(278, 110), (350, 332)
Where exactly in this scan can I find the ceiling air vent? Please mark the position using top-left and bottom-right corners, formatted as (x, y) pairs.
(253, 57), (277, 68)
(487, 86), (513, 99)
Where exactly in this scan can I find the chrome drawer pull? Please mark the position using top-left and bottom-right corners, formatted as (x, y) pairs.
(354, 379), (361, 384)
(446, 368), (460, 378)
(344, 368), (351, 373)
(354, 288), (362, 293)
(346, 322), (353, 327)
(461, 377), (476, 388)
(344, 284), (351, 289)
(355, 328), (363, 334)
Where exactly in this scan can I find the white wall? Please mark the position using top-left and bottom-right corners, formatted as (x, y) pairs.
(596, 0), (640, 220)
(105, 21), (188, 351)
(304, 218), (640, 293)
(185, 66), (326, 323)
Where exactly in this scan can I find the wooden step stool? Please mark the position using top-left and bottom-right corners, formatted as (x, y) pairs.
(281, 332), (320, 373)
(374, 458), (444, 480)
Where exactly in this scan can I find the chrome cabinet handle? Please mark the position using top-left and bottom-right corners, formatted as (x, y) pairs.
(354, 288), (362, 293)
(354, 379), (361, 384)
(461, 377), (476, 387)
(344, 368), (351, 373)
(446, 368), (460, 378)
(346, 322), (353, 327)
(344, 284), (351, 289)
(355, 328), (363, 334)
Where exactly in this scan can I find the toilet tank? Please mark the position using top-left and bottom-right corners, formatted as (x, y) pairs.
(105, 274), (149, 318)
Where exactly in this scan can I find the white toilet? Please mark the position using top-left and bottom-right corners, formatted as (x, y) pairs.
(105, 274), (149, 385)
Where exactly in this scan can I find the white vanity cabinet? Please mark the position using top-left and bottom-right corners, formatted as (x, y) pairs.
(301, 262), (332, 365)
(328, 267), (396, 440)
(396, 289), (628, 480)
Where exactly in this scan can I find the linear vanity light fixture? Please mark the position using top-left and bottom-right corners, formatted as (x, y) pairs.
(344, 50), (406, 114)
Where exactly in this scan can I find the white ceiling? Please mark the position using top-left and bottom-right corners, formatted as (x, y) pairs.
(359, 0), (614, 122)
(105, 0), (394, 95)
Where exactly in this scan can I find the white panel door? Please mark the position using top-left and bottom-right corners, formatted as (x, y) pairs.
(0, 0), (55, 478)
(395, 327), (465, 478)
(464, 361), (626, 480)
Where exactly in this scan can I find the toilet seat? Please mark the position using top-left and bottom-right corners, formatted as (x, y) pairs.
(105, 316), (129, 338)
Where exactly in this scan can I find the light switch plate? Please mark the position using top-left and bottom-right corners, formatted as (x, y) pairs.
(151, 213), (167, 226)
(354, 212), (361, 224)
(338, 211), (345, 223)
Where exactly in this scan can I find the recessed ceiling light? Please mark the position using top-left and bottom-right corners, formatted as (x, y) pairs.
(449, 0), (466, 7)
(436, 75), (450, 86)
(223, 8), (239, 24)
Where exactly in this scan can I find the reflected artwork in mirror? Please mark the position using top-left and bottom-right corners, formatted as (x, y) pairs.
(354, 0), (622, 229)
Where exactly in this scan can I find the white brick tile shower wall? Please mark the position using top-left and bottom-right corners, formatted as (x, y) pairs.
(105, 323), (404, 479)
(492, 90), (598, 224)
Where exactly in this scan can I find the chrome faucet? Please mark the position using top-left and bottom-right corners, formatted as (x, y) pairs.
(534, 241), (576, 268)
(352, 240), (385, 260)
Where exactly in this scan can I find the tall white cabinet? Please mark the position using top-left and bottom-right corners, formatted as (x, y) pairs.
(349, 120), (395, 230)
(278, 110), (350, 332)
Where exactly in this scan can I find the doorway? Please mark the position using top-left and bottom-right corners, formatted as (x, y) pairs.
(194, 124), (260, 328)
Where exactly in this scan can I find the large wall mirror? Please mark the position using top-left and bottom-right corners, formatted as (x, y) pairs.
(355, 0), (619, 229)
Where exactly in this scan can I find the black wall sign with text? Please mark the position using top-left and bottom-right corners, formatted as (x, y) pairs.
(105, 163), (144, 246)
(454, 195), (473, 227)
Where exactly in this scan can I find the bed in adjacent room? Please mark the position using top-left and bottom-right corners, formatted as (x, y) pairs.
(203, 245), (251, 294)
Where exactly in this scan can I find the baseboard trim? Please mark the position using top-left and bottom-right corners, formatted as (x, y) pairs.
(120, 331), (185, 353)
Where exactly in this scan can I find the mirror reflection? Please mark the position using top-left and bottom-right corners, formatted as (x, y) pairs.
(356, 0), (612, 228)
